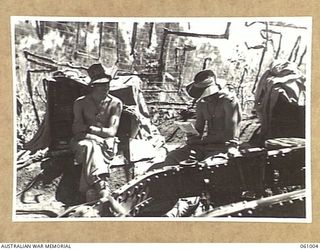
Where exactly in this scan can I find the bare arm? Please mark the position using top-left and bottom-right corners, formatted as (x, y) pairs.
(187, 103), (205, 145)
(194, 103), (205, 136)
(72, 99), (88, 140)
(89, 100), (123, 138)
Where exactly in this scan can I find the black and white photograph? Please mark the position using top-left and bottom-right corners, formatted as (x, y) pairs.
(12, 17), (311, 221)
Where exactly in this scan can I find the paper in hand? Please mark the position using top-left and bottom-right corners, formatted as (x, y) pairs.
(175, 121), (199, 136)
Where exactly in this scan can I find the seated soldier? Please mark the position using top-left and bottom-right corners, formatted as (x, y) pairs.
(148, 70), (242, 217)
(70, 63), (126, 216)
(165, 69), (242, 166)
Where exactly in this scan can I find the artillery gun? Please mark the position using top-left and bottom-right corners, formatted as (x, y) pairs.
(59, 136), (305, 218)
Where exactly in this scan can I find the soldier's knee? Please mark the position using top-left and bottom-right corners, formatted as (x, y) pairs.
(78, 140), (94, 152)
